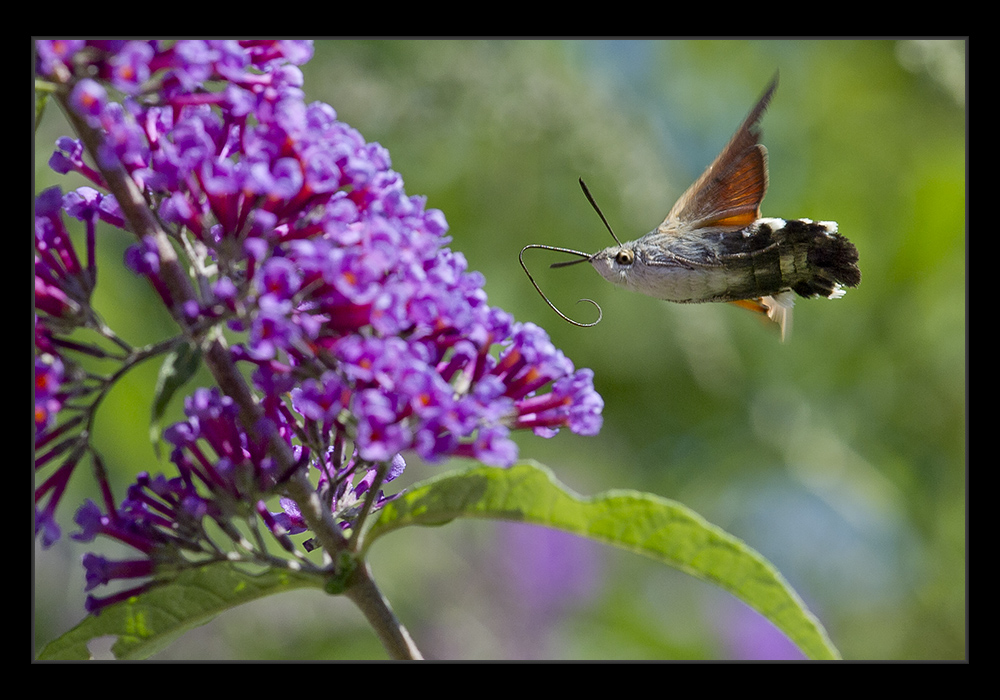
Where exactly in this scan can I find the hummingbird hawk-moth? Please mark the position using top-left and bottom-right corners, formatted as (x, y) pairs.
(521, 75), (860, 341)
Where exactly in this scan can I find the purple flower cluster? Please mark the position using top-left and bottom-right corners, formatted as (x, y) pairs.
(275, 452), (407, 546)
(34, 184), (125, 549)
(34, 185), (99, 328)
(34, 353), (64, 434)
(34, 341), (77, 548)
(37, 39), (601, 464)
(70, 387), (405, 614)
(70, 387), (299, 613)
(35, 41), (603, 610)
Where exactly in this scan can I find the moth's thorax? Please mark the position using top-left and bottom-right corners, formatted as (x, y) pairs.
(589, 217), (853, 305)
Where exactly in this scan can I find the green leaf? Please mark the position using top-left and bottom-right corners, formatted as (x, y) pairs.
(363, 461), (841, 660)
(149, 341), (201, 455)
(35, 79), (54, 132)
(36, 562), (324, 660)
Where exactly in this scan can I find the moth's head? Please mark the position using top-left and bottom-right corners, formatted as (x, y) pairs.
(590, 245), (636, 287)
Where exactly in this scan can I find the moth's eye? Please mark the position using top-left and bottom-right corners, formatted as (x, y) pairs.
(615, 249), (634, 266)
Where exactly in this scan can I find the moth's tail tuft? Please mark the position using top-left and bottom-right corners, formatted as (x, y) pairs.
(780, 219), (861, 299)
(733, 219), (859, 342)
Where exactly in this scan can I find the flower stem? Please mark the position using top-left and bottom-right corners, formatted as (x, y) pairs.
(344, 562), (423, 660)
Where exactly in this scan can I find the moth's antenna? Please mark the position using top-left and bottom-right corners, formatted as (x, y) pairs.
(579, 178), (623, 247)
(519, 244), (602, 327)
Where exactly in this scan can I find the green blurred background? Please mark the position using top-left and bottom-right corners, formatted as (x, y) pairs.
(34, 39), (966, 660)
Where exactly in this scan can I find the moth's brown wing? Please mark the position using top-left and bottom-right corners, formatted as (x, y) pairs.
(658, 76), (777, 234)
